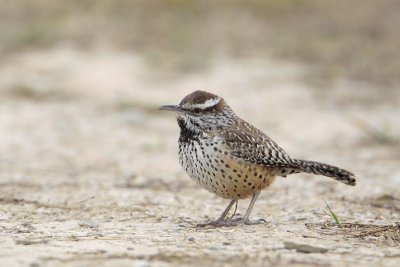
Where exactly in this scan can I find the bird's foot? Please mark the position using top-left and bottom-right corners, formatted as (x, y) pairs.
(196, 217), (267, 227)
(196, 219), (232, 228)
(230, 216), (267, 225)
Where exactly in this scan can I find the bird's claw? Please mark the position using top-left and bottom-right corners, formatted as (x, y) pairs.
(231, 216), (267, 225)
(196, 217), (267, 227)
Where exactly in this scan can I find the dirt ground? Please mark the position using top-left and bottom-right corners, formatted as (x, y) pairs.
(1, 48), (400, 267)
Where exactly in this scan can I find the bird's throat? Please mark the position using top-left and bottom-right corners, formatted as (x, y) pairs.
(177, 117), (201, 142)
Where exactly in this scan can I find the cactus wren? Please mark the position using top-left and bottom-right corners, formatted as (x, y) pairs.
(160, 90), (356, 227)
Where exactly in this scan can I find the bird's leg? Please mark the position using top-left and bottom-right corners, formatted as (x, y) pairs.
(231, 191), (266, 225)
(197, 193), (266, 227)
(196, 199), (237, 227)
(229, 199), (238, 220)
(215, 199), (237, 222)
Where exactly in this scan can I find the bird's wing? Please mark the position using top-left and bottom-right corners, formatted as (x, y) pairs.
(217, 119), (296, 169)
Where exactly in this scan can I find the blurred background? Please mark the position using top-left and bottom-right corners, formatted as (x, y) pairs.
(1, 0), (399, 179)
(0, 0), (400, 177)
(1, 1), (400, 265)
(1, 0), (400, 85)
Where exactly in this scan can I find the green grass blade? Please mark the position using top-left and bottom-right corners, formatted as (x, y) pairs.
(323, 197), (340, 225)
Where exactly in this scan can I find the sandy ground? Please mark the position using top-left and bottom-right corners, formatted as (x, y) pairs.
(0, 48), (400, 267)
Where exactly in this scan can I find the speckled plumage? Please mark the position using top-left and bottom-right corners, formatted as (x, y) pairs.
(161, 90), (356, 226)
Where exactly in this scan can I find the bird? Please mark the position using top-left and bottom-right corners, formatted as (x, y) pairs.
(159, 90), (356, 227)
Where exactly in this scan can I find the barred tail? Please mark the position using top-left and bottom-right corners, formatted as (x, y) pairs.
(293, 159), (356, 186)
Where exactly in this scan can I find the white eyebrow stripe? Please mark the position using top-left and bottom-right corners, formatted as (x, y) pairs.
(189, 97), (221, 109)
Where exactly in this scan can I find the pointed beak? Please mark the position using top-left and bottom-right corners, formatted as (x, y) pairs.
(158, 105), (182, 113)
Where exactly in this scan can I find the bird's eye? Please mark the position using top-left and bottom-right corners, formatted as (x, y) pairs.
(193, 108), (202, 114)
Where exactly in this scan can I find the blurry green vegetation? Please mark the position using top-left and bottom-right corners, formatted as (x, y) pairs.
(1, 0), (399, 87)
(6, 84), (72, 102)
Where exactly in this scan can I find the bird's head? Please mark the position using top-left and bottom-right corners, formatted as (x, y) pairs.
(159, 90), (235, 133)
